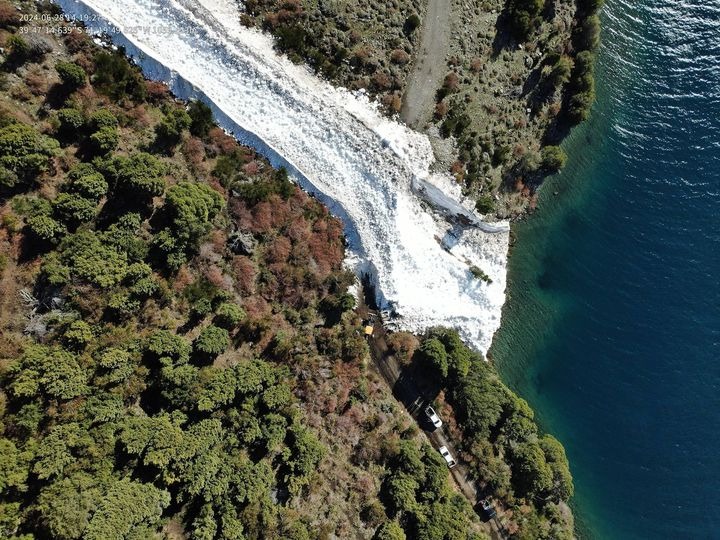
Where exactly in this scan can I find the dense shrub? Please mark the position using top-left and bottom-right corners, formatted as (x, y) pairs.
(5, 34), (29, 66)
(404, 13), (421, 35)
(0, 2), (20, 29)
(55, 61), (86, 89)
(475, 194), (495, 215)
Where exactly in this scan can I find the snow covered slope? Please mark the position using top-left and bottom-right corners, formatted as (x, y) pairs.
(54, 0), (510, 353)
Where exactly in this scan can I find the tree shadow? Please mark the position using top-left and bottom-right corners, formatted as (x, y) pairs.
(491, 9), (516, 58)
(43, 82), (72, 110)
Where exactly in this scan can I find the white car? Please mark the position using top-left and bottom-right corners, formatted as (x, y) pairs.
(439, 446), (456, 468)
(425, 405), (443, 429)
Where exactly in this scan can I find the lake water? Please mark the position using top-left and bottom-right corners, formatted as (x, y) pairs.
(490, 1), (720, 538)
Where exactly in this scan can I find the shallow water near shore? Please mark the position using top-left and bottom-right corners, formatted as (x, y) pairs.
(491, 0), (720, 538)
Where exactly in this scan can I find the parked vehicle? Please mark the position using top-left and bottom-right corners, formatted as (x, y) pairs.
(479, 499), (497, 520)
(438, 446), (456, 468)
(424, 405), (443, 428)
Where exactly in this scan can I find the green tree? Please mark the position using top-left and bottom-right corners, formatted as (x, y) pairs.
(65, 169), (108, 201)
(188, 100), (214, 138)
(214, 302), (246, 329)
(416, 337), (449, 379)
(83, 478), (170, 540)
(155, 105), (191, 147)
(568, 88), (595, 124)
(429, 328), (472, 379)
(155, 181), (224, 268)
(92, 51), (147, 102)
(449, 358), (506, 439)
(0, 501), (22, 539)
(102, 152), (166, 198)
(57, 229), (128, 287)
(548, 56), (573, 88)
(509, 442), (554, 498)
(102, 213), (148, 262)
(33, 424), (92, 480)
(384, 472), (418, 516)
(283, 424), (325, 496)
(540, 435), (574, 501)
(576, 14), (601, 51)
(56, 108), (85, 134)
(375, 520), (406, 540)
(0, 439), (30, 494)
(146, 329), (191, 365)
(120, 414), (184, 470)
(26, 214), (65, 242)
(0, 123), (59, 188)
(507, 0), (544, 39)
(191, 504), (217, 540)
(55, 61), (86, 89)
(89, 126), (119, 155)
(88, 109), (118, 131)
(194, 325), (230, 358)
(53, 192), (97, 225)
(39, 348), (89, 400)
(415, 495), (479, 540)
(37, 472), (101, 540)
(97, 348), (135, 385)
(540, 146), (567, 172)
(196, 367), (238, 412)
(578, 0), (604, 14)
(63, 320), (94, 350)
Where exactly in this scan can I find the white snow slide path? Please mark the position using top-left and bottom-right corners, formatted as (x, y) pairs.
(54, 0), (510, 354)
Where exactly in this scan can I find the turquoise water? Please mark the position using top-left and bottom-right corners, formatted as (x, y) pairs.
(490, 1), (720, 538)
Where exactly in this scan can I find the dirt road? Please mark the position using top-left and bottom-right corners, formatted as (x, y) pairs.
(400, 0), (452, 129)
(365, 316), (506, 539)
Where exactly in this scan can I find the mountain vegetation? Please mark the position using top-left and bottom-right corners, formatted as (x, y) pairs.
(0, 3), (573, 539)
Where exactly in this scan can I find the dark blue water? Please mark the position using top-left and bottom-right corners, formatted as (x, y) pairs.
(491, 1), (720, 538)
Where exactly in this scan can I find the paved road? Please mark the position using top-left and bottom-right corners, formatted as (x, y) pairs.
(365, 315), (506, 539)
(400, 0), (452, 129)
